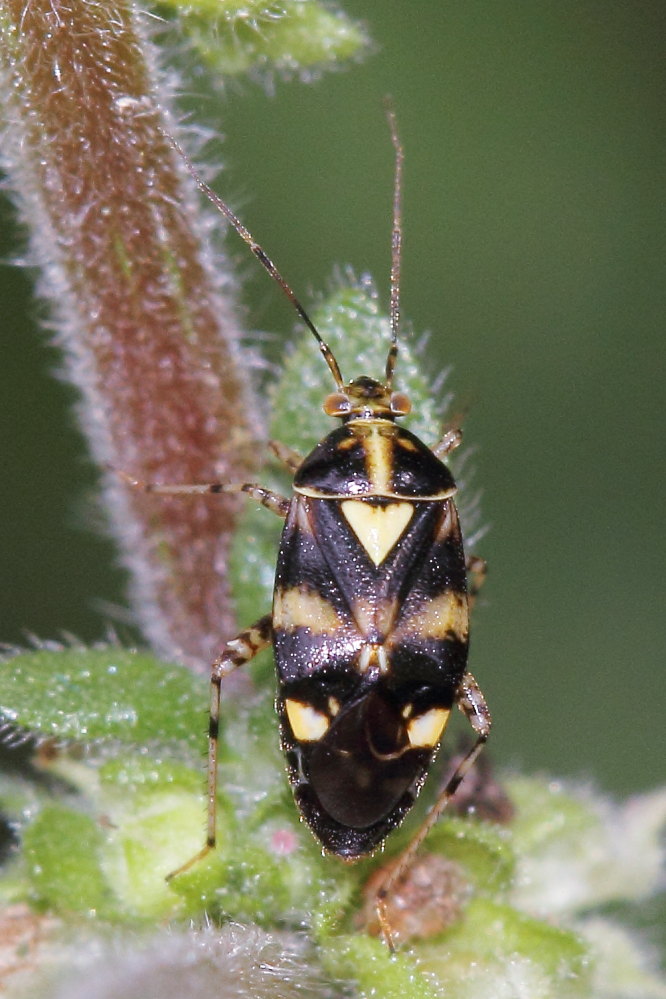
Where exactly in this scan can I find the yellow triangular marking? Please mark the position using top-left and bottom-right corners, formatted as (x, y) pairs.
(341, 500), (414, 565)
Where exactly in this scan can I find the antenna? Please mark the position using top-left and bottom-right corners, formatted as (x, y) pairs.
(384, 99), (404, 388)
(169, 134), (345, 391)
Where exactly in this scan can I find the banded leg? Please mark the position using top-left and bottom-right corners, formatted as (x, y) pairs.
(269, 440), (303, 474)
(375, 671), (491, 951)
(119, 470), (290, 518)
(166, 614), (274, 881)
(433, 427), (463, 458)
(466, 554), (488, 607)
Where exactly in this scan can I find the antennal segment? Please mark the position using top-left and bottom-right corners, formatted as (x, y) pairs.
(169, 134), (344, 391)
(384, 98), (404, 388)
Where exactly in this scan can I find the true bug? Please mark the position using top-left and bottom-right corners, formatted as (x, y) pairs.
(130, 110), (492, 948)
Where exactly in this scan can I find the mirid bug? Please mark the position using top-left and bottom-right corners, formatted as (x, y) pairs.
(130, 109), (492, 948)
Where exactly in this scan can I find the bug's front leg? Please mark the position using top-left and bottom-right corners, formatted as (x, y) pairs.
(166, 614), (274, 881)
(118, 470), (291, 518)
(375, 672), (491, 951)
(433, 427), (463, 458)
(466, 554), (488, 606)
(268, 439), (303, 473)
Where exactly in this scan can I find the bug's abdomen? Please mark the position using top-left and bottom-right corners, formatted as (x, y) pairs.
(286, 683), (436, 856)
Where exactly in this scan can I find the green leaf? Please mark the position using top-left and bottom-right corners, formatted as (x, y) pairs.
(0, 647), (205, 753)
(321, 934), (440, 999)
(508, 777), (666, 914)
(159, 0), (368, 78)
(99, 780), (215, 920)
(414, 898), (590, 999)
(423, 814), (515, 896)
(17, 764), (224, 921)
(22, 804), (112, 915)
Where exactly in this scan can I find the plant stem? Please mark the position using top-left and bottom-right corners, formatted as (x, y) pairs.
(0, 0), (262, 670)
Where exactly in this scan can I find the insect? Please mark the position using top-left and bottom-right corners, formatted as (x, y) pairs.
(130, 109), (492, 948)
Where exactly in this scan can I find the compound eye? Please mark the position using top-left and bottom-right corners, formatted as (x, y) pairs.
(323, 392), (352, 417)
(390, 391), (412, 415)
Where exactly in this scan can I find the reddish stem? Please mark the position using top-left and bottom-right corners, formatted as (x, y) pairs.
(0, 0), (261, 670)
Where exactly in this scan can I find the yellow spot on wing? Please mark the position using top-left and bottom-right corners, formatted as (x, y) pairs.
(341, 500), (413, 565)
(399, 590), (469, 641)
(406, 707), (450, 748)
(285, 699), (330, 741)
(274, 587), (343, 633)
(396, 436), (419, 452)
(337, 436), (357, 450)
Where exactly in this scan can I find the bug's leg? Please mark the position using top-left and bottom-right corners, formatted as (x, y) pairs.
(433, 427), (463, 458)
(375, 671), (491, 951)
(119, 470), (290, 518)
(269, 440), (303, 473)
(466, 554), (488, 607)
(166, 614), (274, 881)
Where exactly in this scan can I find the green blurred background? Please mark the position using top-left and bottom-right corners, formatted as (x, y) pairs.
(1, 1), (664, 798)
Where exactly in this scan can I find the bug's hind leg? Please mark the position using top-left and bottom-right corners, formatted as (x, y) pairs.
(375, 671), (491, 951)
(166, 614), (274, 881)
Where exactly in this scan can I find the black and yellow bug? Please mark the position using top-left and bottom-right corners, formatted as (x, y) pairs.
(135, 111), (492, 946)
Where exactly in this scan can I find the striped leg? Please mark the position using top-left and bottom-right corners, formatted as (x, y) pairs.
(433, 427), (463, 458)
(166, 615), (274, 881)
(375, 671), (491, 951)
(466, 554), (488, 607)
(268, 439), (303, 473)
(118, 470), (290, 518)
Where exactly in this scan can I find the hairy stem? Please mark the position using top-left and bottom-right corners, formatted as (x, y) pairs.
(0, 0), (261, 670)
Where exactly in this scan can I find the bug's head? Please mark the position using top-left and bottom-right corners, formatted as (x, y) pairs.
(323, 376), (412, 422)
